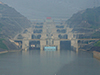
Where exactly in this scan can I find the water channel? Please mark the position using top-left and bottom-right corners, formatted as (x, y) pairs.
(0, 50), (100, 75)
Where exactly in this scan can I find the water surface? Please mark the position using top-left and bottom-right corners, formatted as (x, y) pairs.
(0, 50), (100, 75)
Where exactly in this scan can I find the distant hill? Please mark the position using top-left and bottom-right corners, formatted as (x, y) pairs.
(0, 3), (31, 38)
(67, 6), (100, 29)
(66, 6), (100, 38)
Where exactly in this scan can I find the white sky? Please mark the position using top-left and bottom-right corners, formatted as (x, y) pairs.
(1, 0), (100, 19)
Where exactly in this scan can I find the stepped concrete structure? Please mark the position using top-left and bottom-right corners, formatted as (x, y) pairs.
(12, 18), (99, 51)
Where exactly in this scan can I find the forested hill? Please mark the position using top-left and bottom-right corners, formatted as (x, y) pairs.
(0, 2), (31, 38)
(66, 6), (100, 38)
(67, 6), (100, 29)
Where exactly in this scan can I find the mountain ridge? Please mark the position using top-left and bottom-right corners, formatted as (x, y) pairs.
(0, 3), (31, 38)
(66, 6), (100, 38)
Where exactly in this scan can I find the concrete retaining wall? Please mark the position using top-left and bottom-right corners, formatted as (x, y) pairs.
(93, 51), (100, 60)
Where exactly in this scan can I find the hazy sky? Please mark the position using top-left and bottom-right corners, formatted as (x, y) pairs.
(1, 0), (100, 19)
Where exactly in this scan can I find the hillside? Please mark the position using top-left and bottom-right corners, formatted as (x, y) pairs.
(66, 6), (100, 52)
(0, 38), (8, 50)
(0, 38), (21, 52)
(66, 6), (100, 38)
(0, 2), (31, 38)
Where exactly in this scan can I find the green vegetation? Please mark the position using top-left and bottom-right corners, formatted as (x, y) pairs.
(0, 4), (5, 10)
(0, 3), (31, 38)
(94, 40), (100, 47)
(90, 31), (100, 38)
(67, 6), (100, 29)
(0, 39), (8, 50)
(0, 23), (3, 32)
(82, 7), (100, 29)
(67, 6), (100, 39)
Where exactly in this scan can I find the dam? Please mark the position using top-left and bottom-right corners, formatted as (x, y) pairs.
(12, 18), (98, 51)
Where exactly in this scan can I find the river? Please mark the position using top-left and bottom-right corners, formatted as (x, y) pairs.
(0, 50), (100, 75)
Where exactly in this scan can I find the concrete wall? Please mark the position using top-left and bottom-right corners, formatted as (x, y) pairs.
(22, 40), (29, 50)
(54, 40), (60, 50)
(40, 40), (46, 51)
(93, 51), (100, 60)
(15, 19), (79, 51)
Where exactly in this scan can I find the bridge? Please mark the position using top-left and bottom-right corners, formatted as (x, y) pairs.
(10, 18), (99, 51)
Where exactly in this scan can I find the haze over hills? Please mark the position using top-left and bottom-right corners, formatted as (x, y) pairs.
(0, 2), (32, 50)
(66, 6), (100, 51)
(0, 1), (100, 51)
(1, 0), (100, 19)
(0, 2), (31, 38)
(67, 6), (100, 38)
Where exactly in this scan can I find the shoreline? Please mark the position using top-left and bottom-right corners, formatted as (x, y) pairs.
(93, 51), (100, 60)
(0, 49), (22, 54)
(79, 49), (100, 60)
(8, 49), (22, 52)
(0, 50), (8, 54)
